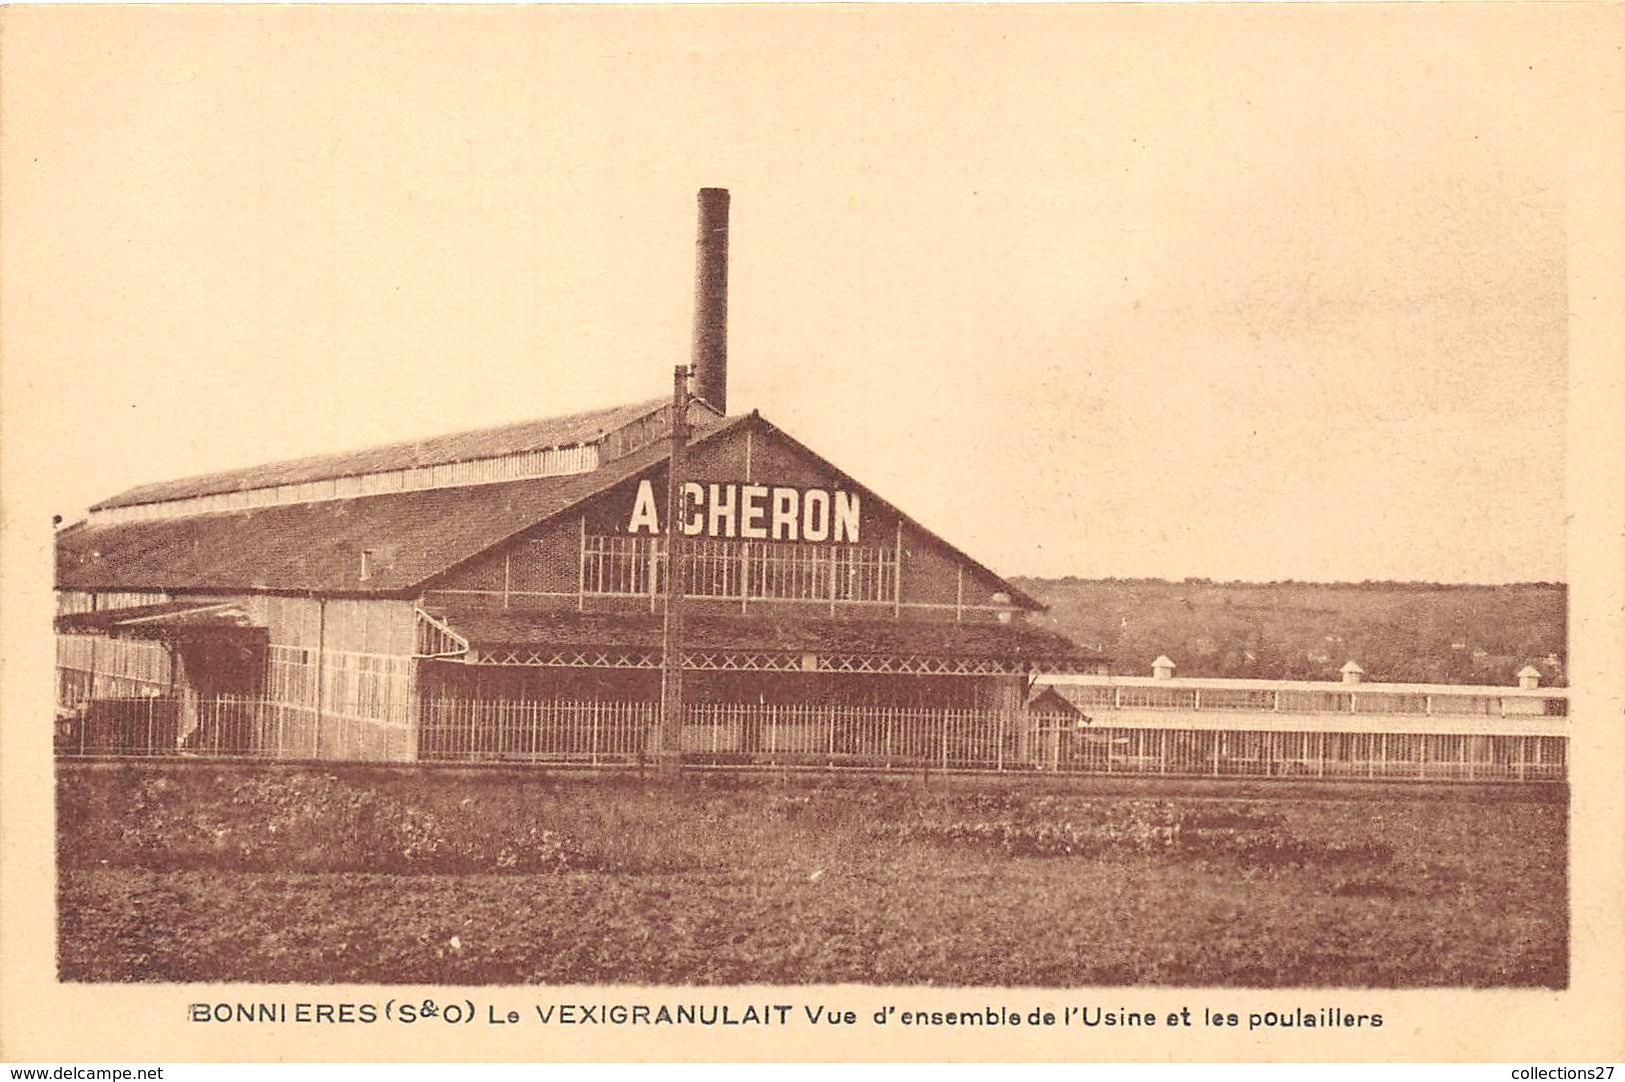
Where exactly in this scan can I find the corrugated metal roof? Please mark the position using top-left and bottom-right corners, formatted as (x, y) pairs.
(57, 408), (1044, 614)
(59, 417), (737, 595)
(93, 397), (673, 511)
(431, 608), (1105, 665)
(55, 600), (264, 638)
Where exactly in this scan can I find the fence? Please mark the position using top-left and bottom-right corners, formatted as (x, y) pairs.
(55, 695), (319, 759)
(53, 695), (1567, 782)
(419, 699), (652, 763)
(419, 700), (1011, 768)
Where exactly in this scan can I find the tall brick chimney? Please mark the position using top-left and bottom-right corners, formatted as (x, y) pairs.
(691, 187), (730, 414)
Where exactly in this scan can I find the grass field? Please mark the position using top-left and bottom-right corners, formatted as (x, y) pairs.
(56, 765), (1567, 987)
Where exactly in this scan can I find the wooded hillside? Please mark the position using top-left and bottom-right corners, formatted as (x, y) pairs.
(1013, 578), (1567, 686)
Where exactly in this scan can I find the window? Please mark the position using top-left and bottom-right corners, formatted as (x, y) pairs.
(581, 535), (897, 603)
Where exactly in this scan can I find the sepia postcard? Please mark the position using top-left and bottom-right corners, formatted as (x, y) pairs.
(2, 3), (1622, 1065)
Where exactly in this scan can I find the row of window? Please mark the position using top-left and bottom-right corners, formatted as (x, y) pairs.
(56, 634), (171, 685)
(268, 644), (410, 720)
(580, 535), (898, 603)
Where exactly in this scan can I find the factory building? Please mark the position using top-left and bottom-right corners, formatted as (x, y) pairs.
(54, 190), (1104, 765)
(51, 188), (1566, 782)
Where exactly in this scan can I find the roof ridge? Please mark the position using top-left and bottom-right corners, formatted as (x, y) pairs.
(93, 395), (690, 512)
(57, 412), (755, 595)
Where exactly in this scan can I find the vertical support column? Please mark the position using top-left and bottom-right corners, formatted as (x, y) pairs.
(828, 546), (838, 616)
(647, 528), (660, 614)
(579, 516), (589, 614)
(656, 366), (690, 777)
(893, 521), (903, 619)
(313, 599), (327, 760)
(1002, 674), (1030, 769)
(173, 646), (198, 755)
(403, 655), (420, 763)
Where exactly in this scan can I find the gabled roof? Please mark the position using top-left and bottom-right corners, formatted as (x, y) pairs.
(58, 419), (734, 595)
(1028, 685), (1086, 715)
(736, 415), (1044, 611)
(58, 406), (1041, 610)
(92, 397), (676, 511)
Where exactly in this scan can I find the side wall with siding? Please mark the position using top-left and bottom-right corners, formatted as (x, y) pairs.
(55, 590), (419, 761)
(249, 595), (418, 761)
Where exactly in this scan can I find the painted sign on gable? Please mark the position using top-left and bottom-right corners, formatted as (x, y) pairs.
(627, 480), (861, 543)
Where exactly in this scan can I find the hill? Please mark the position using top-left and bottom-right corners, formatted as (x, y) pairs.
(1012, 578), (1567, 686)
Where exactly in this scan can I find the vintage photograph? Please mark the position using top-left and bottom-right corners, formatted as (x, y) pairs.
(6, 6), (1585, 999)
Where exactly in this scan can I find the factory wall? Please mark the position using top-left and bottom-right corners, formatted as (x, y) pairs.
(423, 421), (1019, 623)
(247, 595), (418, 761)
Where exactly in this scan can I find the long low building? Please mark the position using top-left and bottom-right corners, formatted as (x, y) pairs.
(1030, 659), (1567, 782)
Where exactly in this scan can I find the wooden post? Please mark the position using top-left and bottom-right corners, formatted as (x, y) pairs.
(590, 702), (601, 766)
(578, 516), (590, 614)
(828, 547), (837, 615)
(893, 522), (903, 618)
(313, 599), (326, 759)
(403, 641), (419, 763)
(1009, 676), (1031, 767)
(656, 366), (690, 777)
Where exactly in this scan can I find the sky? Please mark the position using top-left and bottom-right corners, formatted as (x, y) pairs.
(0, 6), (1592, 583)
